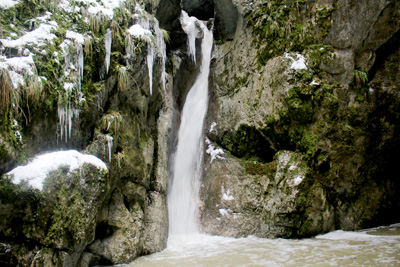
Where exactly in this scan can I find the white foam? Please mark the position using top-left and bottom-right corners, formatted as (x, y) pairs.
(128, 225), (400, 267)
(7, 150), (107, 190)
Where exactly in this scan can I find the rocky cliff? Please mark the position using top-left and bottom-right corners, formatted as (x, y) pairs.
(0, 0), (176, 265)
(201, 0), (400, 238)
(0, 0), (400, 266)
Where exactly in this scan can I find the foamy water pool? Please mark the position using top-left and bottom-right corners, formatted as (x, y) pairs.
(124, 223), (400, 267)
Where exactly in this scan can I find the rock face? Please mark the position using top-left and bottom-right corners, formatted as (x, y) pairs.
(0, 160), (108, 266)
(200, 0), (400, 238)
(1, 0), (400, 265)
(0, 0), (175, 265)
(201, 150), (334, 237)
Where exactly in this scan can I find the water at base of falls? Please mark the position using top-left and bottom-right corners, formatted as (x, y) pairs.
(127, 223), (400, 267)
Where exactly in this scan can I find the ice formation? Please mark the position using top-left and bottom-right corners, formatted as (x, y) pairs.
(105, 28), (112, 75)
(180, 11), (198, 63)
(58, 104), (80, 143)
(106, 135), (113, 162)
(125, 5), (167, 95)
(147, 45), (154, 95)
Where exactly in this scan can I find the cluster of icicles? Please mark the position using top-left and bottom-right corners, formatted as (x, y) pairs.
(58, 3), (167, 144)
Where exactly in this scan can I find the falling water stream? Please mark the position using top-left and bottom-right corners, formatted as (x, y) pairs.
(125, 13), (400, 267)
(167, 14), (213, 235)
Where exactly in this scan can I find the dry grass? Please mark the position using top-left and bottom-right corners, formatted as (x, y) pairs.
(101, 110), (124, 134)
(84, 35), (92, 57)
(0, 69), (13, 113)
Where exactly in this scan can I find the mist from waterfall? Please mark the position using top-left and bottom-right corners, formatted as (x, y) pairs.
(168, 14), (213, 236)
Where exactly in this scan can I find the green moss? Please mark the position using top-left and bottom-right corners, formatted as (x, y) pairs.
(315, 7), (334, 38)
(220, 124), (276, 162)
(243, 157), (276, 176)
(248, 1), (334, 67)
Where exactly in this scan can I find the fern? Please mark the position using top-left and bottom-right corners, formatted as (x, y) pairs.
(353, 70), (368, 88)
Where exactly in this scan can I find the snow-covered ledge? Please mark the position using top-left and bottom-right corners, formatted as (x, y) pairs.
(7, 150), (107, 190)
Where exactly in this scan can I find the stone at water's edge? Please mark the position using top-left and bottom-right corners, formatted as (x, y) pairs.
(201, 150), (334, 238)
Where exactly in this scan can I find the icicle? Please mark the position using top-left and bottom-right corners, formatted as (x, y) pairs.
(78, 44), (84, 78)
(134, 4), (150, 30)
(147, 44), (154, 95)
(180, 11), (197, 63)
(106, 135), (113, 163)
(154, 24), (167, 92)
(58, 103), (79, 143)
(58, 105), (65, 142)
(105, 28), (112, 74)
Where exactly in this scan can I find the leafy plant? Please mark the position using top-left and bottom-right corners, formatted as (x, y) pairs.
(100, 110), (124, 134)
(161, 29), (170, 44)
(353, 70), (368, 88)
(117, 65), (130, 92)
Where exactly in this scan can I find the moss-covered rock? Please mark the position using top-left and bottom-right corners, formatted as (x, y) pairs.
(0, 161), (109, 266)
(202, 0), (400, 238)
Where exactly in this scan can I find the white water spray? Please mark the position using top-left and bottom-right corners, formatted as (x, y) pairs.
(168, 17), (213, 235)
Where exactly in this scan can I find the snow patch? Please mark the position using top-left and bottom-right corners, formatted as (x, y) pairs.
(219, 208), (231, 217)
(0, 0), (20, 9)
(209, 122), (217, 133)
(288, 165), (296, 171)
(127, 24), (152, 39)
(293, 175), (303, 186)
(7, 150), (107, 190)
(0, 23), (57, 49)
(66, 30), (85, 45)
(0, 55), (36, 88)
(284, 53), (307, 70)
(222, 190), (234, 201)
(310, 80), (320, 86)
(206, 138), (225, 163)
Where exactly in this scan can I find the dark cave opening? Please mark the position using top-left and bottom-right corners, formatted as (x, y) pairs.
(182, 0), (215, 21)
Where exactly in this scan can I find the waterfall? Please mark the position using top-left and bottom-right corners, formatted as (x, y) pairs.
(168, 16), (213, 235)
